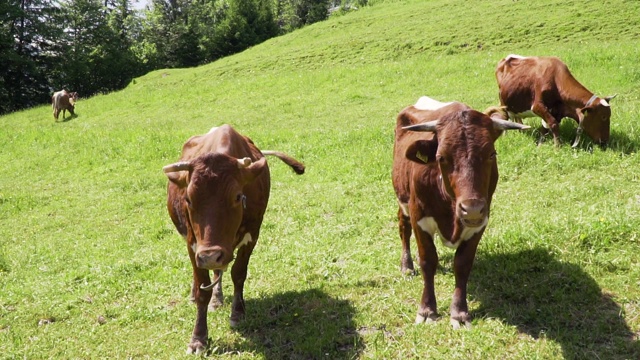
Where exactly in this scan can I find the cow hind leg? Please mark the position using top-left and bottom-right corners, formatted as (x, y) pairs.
(208, 270), (224, 311)
(398, 207), (415, 275)
(229, 237), (257, 327)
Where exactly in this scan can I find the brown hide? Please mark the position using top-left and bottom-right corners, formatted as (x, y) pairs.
(496, 55), (614, 146)
(164, 124), (304, 354)
(52, 90), (77, 120)
(392, 99), (526, 328)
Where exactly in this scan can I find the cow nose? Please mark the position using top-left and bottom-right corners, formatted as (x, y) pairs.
(196, 247), (227, 269)
(459, 199), (486, 225)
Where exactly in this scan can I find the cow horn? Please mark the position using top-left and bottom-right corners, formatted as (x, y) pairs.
(237, 157), (252, 168)
(492, 118), (530, 131)
(163, 161), (191, 173)
(403, 120), (439, 132)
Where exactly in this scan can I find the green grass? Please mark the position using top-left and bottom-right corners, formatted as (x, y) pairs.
(1, 0), (639, 358)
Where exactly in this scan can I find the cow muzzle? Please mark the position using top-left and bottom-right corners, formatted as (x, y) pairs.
(458, 199), (487, 228)
(195, 246), (231, 270)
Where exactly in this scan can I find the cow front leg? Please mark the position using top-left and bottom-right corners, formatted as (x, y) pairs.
(229, 237), (257, 327)
(413, 228), (439, 323)
(188, 268), (212, 354)
(532, 102), (561, 146)
(398, 207), (415, 275)
(450, 236), (481, 329)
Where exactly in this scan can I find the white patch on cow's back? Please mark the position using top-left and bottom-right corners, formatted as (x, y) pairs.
(414, 96), (452, 111)
(505, 54), (526, 61)
(398, 201), (409, 217)
(207, 126), (219, 134)
(236, 233), (252, 249)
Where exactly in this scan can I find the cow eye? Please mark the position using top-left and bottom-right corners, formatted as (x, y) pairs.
(436, 154), (445, 163)
(490, 152), (497, 160)
(236, 193), (243, 202)
(185, 196), (192, 208)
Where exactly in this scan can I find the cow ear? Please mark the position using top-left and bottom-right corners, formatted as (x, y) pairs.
(239, 157), (267, 184)
(406, 139), (438, 164)
(163, 161), (192, 188)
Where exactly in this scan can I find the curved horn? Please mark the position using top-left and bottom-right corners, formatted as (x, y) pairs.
(402, 120), (439, 132)
(163, 161), (191, 173)
(492, 118), (530, 131)
(237, 157), (252, 168)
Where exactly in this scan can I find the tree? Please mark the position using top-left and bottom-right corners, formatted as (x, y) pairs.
(0, 0), (62, 114)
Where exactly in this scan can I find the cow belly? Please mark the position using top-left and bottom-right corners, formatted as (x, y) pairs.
(509, 109), (536, 119)
(416, 216), (485, 249)
(509, 110), (548, 128)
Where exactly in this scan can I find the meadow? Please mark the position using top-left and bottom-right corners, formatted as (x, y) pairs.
(1, 0), (639, 358)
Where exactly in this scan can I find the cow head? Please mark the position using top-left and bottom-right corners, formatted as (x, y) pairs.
(404, 110), (529, 230)
(163, 153), (267, 270)
(577, 95), (616, 147)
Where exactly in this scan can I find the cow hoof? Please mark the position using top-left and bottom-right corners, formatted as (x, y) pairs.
(401, 267), (416, 276)
(186, 339), (207, 355)
(415, 312), (438, 324)
(450, 318), (472, 330)
(229, 311), (245, 328)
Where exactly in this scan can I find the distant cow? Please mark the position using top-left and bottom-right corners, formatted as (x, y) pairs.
(496, 54), (616, 147)
(392, 96), (528, 328)
(163, 124), (304, 354)
(52, 90), (78, 121)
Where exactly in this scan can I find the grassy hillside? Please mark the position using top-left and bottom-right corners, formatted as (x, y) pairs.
(1, 0), (639, 358)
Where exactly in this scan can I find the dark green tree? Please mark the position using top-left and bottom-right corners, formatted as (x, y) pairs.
(0, 0), (62, 114)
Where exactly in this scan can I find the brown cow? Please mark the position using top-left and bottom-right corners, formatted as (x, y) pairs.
(163, 125), (304, 354)
(52, 90), (79, 121)
(496, 54), (616, 147)
(392, 96), (528, 328)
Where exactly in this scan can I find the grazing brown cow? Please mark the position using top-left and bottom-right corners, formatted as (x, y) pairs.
(392, 96), (529, 328)
(163, 125), (304, 354)
(496, 54), (616, 147)
(52, 90), (78, 120)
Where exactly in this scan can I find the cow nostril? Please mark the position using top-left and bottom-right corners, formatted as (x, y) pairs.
(459, 200), (486, 217)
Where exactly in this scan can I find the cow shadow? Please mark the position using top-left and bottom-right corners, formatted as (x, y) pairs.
(208, 288), (362, 359)
(471, 248), (640, 359)
(520, 120), (639, 153)
(56, 113), (78, 123)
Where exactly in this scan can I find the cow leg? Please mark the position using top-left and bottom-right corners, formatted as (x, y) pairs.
(398, 207), (415, 275)
(532, 101), (561, 146)
(413, 227), (439, 323)
(208, 270), (224, 311)
(188, 266), (213, 354)
(186, 242), (212, 354)
(450, 235), (481, 329)
(229, 236), (257, 327)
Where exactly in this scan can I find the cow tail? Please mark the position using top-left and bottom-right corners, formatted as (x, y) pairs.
(261, 151), (305, 175)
